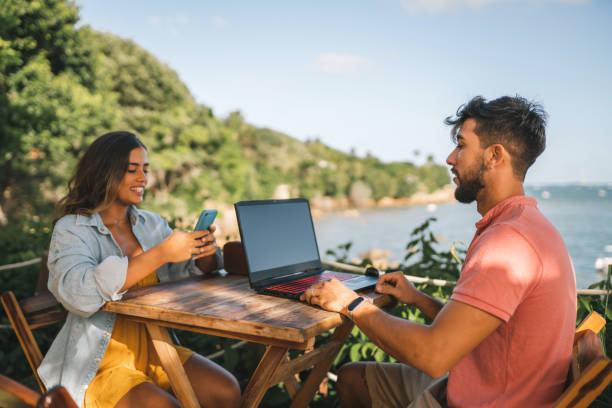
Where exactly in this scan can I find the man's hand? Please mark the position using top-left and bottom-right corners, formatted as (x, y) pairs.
(300, 278), (359, 317)
(375, 271), (420, 305)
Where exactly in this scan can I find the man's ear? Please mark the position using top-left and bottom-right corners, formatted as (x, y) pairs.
(485, 144), (505, 169)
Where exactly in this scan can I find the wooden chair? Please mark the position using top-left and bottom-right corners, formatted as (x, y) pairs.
(0, 374), (77, 408)
(553, 311), (612, 407)
(1, 289), (66, 393)
(1, 253), (66, 393)
(0, 373), (40, 407)
(37, 386), (79, 408)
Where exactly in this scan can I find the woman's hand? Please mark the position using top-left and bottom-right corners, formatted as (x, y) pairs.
(195, 225), (220, 273)
(196, 225), (219, 258)
(160, 228), (211, 263)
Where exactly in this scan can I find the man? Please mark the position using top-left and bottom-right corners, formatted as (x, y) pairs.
(302, 95), (577, 407)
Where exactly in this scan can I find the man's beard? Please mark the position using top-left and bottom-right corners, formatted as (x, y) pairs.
(453, 160), (486, 204)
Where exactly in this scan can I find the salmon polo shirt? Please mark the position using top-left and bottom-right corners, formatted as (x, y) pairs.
(447, 195), (577, 408)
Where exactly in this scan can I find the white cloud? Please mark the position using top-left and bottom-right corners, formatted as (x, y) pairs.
(401, 0), (589, 14)
(211, 15), (228, 28)
(147, 15), (161, 26)
(314, 53), (375, 76)
(145, 13), (190, 36)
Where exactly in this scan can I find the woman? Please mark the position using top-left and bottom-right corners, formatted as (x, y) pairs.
(38, 131), (240, 408)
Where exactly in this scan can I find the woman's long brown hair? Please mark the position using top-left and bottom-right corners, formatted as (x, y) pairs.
(55, 131), (146, 221)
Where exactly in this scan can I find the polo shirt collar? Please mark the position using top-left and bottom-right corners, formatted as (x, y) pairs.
(475, 195), (537, 231)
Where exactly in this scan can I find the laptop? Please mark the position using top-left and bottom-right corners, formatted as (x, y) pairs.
(234, 198), (379, 299)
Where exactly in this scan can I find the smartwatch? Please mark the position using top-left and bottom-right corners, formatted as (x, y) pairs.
(347, 296), (369, 319)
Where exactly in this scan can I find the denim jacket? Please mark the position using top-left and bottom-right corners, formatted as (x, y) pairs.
(38, 206), (221, 407)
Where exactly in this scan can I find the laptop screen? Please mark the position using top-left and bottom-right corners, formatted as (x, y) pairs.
(234, 199), (322, 285)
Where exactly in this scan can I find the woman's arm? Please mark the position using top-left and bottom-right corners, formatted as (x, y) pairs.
(48, 218), (210, 316)
(120, 228), (209, 290)
(47, 224), (125, 317)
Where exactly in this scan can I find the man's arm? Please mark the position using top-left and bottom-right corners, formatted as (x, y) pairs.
(302, 278), (502, 378)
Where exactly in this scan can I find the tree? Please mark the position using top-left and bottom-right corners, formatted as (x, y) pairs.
(0, 0), (114, 223)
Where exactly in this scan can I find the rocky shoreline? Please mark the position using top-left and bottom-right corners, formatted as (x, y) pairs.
(309, 184), (456, 219)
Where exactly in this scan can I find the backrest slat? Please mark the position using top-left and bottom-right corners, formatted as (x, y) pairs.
(575, 311), (606, 334)
(20, 292), (60, 315)
(1, 290), (66, 394)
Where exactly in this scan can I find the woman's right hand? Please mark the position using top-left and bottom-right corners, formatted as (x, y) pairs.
(160, 230), (208, 263)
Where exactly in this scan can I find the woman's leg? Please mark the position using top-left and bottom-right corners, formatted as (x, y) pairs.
(114, 382), (179, 408)
(183, 353), (241, 408)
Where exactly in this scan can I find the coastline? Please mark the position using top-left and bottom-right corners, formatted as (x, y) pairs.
(309, 184), (456, 219)
(204, 184), (456, 247)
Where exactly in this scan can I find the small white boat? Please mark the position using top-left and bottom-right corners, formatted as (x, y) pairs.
(594, 257), (612, 273)
(541, 191), (551, 199)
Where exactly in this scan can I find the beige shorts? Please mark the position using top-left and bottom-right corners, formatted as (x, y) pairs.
(365, 362), (448, 408)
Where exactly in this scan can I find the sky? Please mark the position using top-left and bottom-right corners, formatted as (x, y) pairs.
(76, 0), (612, 184)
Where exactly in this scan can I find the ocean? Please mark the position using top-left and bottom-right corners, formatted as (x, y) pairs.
(313, 184), (612, 289)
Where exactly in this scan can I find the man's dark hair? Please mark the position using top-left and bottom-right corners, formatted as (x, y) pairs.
(444, 95), (547, 180)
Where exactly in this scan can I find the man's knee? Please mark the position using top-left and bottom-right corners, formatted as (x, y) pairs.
(338, 362), (366, 389)
(337, 362), (371, 407)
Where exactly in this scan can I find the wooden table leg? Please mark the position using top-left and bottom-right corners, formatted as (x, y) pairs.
(146, 323), (200, 408)
(240, 346), (288, 408)
(289, 319), (354, 408)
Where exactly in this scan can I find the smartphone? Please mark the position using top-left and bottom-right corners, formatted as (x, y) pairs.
(194, 209), (217, 231)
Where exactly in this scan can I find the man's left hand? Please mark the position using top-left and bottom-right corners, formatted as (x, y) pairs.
(300, 278), (359, 317)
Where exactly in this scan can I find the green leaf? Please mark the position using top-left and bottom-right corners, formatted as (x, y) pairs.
(350, 343), (362, 362)
(374, 347), (387, 362)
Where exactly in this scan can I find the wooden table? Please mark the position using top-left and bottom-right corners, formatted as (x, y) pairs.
(102, 273), (390, 408)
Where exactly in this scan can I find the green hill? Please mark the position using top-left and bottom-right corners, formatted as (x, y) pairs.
(0, 0), (449, 227)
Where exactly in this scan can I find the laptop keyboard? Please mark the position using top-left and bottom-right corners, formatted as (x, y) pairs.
(265, 271), (353, 295)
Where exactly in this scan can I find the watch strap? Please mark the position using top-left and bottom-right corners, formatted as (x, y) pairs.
(347, 296), (368, 319)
